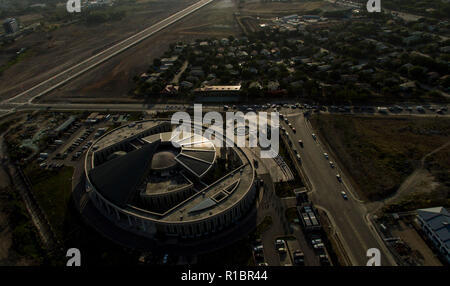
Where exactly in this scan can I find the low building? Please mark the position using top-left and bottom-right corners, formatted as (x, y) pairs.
(194, 85), (241, 103)
(54, 116), (76, 133)
(194, 85), (241, 94)
(416, 207), (450, 263)
(84, 121), (257, 240)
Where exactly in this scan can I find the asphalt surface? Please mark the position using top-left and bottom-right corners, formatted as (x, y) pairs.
(1, 0), (213, 105)
(279, 108), (396, 266)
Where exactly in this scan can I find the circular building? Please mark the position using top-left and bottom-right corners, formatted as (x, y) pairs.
(84, 121), (258, 240)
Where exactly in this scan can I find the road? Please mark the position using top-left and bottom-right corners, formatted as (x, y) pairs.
(280, 109), (397, 266)
(1, 0), (213, 105)
(1, 102), (448, 117)
(0, 102), (445, 265)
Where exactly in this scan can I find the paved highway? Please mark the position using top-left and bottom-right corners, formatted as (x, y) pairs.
(1, 0), (213, 105)
(280, 108), (397, 266)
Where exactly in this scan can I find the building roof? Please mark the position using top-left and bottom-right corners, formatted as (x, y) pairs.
(194, 85), (241, 92)
(89, 141), (160, 207)
(417, 207), (450, 249)
(54, 116), (76, 133)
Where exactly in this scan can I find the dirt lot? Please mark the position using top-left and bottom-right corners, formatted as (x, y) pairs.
(237, 0), (337, 16)
(380, 144), (450, 213)
(35, 0), (241, 103)
(1, 0), (339, 103)
(311, 115), (450, 201)
(0, 0), (197, 101)
(390, 220), (442, 266)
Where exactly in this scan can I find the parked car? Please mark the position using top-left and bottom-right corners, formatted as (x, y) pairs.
(293, 250), (305, 265)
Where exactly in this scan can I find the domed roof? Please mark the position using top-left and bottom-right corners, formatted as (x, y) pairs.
(151, 150), (177, 170)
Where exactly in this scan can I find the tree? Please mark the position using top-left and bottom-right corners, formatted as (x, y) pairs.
(408, 66), (424, 80)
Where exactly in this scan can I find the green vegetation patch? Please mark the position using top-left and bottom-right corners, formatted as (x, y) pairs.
(384, 146), (450, 212)
(24, 164), (74, 241)
(1, 187), (44, 264)
(311, 115), (450, 201)
(0, 49), (34, 75)
(383, 0), (450, 19)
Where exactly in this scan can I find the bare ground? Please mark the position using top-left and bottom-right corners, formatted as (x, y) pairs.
(368, 142), (450, 213)
(0, 0), (197, 101)
(37, 0), (241, 103)
(237, 0), (339, 15)
(1, 0), (337, 103)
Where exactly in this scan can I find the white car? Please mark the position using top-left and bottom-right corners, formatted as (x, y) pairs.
(336, 174), (342, 182)
(258, 263), (269, 266)
(323, 153), (329, 159)
(341, 191), (348, 200)
(329, 161), (335, 168)
(312, 133), (317, 140)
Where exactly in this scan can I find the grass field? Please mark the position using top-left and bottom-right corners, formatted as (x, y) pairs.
(238, 0), (337, 16)
(0, 49), (34, 76)
(24, 164), (73, 241)
(23, 163), (144, 265)
(311, 115), (450, 201)
(383, 145), (450, 212)
(0, 186), (43, 265)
